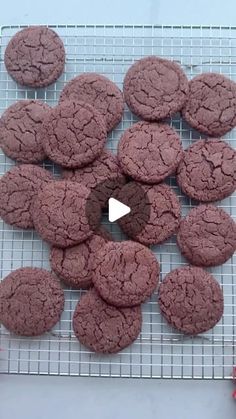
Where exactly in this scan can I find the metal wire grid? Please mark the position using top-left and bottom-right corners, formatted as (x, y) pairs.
(0, 24), (235, 379)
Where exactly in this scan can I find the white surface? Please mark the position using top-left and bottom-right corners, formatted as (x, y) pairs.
(0, 1), (236, 418)
(108, 198), (130, 222)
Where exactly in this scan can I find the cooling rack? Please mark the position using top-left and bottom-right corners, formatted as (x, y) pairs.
(0, 24), (235, 379)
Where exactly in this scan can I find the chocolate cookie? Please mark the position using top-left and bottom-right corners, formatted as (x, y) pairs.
(177, 138), (236, 202)
(0, 164), (53, 229)
(32, 180), (101, 248)
(41, 100), (107, 168)
(92, 241), (159, 307)
(159, 266), (224, 335)
(0, 100), (50, 163)
(73, 288), (142, 353)
(60, 73), (124, 132)
(62, 150), (126, 208)
(182, 73), (236, 136)
(0, 267), (64, 336)
(177, 205), (236, 267)
(118, 121), (183, 183)
(4, 26), (65, 88)
(116, 182), (181, 245)
(123, 56), (189, 121)
(50, 227), (112, 289)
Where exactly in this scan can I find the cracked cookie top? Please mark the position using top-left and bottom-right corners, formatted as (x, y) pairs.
(182, 73), (236, 136)
(4, 26), (65, 88)
(177, 204), (236, 267)
(123, 56), (189, 121)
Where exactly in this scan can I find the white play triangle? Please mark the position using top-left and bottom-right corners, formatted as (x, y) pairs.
(108, 197), (131, 222)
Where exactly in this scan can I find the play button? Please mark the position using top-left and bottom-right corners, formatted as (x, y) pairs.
(108, 198), (131, 222)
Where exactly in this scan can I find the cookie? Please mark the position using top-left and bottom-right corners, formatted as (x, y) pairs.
(50, 227), (112, 289)
(73, 288), (142, 353)
(123, 56), (189, 121)
(177, 205), (236, 267)
(32, 180), (101, 248)
(177, 138), (236, 202)
(62, 150), (126, 208)
(182, 73), (236, 136)
(60, 73), (124, 132)
(41, 100), (107, 168)
(92, 241), (159, 307)
(158, 266), (224, 335)
(0, 100), (50, 163)
(0, 267), (64, 336)
(0, 164), (53, 229)
(4, 26), (65, 88)
(118, 121), (183, 184)
(116, 182), (181, 245)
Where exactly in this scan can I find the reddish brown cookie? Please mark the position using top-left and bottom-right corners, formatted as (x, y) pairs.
(50, 227), (112, 289)
(92, 241), (159, 307)
(118, 121), (183, 183)
(0, 164), (53, 229)
(62, 150), (126, 208)
(123, 56), (189, 121)
(0, 267), (64, 336)
(177, 205), (236, 267)
(159, 266), (224, 335)
(0, 100), (50, 163)
(4, 26), (65, 88)
(41, 100), (107, 168)
(177, 138), (236, 202)
(73, 288), (142, 353)
(60, 73), (124, 132)
(116, 182), (181, 245)
(32, 180), (101, 248)
(182, 73), (236, 136)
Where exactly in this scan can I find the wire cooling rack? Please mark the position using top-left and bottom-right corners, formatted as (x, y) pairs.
(0, 24), (235, 379)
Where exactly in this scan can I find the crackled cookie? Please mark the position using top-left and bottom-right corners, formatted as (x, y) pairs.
(50, 227), (112, 289)
(92, 241), (159, 307)
(123, 56), (189, 121)
(182, 73), (236, 136)
(177, 138), (236, 202)
(116, 182), (181, 245)
(4, 26), (65, 87)
(73, 288), (142, 353)
(177, 205), (236, 267)
(32, 180), (101, 248)
(0, 100), (50, 163)
(0, 267), (64, 336)
(159, 266), (224, 335)
(41, 100), (107, 168)
(0, 164), (53, 229)
(60, 73), (124, 132)
(118, 121), (183, 183)
(63, 150), (126, 208)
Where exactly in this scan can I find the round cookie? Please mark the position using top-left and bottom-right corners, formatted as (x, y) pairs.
(0, 267), (64, 336)
(116, 182), (181, 245)
(60, 73), (124, 132)
(4, 26), (65, 88)
(159, 266), (224, 335)
(41, 100), (107, 168)
(0, 100), (50, 163)
(177, 138), (236, 202)
(32, 180), (101, 248)
(177, 204), (236, 267)
(0, 164), (53, 229)
(182, 73), (236, 136)
(118, 121), (183, 183)
(62, 150), (126, 208)
(50, 227), (112, 289)
(92, 241), (159, 307)
(123, 56), (189, 121)
(73, 288), (142, 353)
